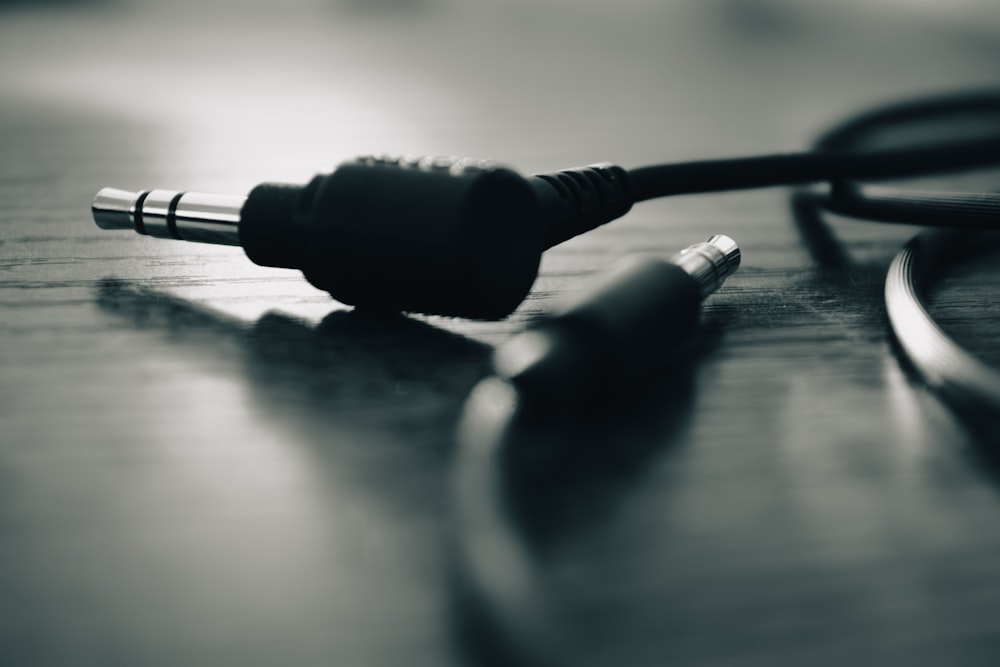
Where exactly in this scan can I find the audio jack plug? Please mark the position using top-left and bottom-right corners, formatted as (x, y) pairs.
(92, 155), (632, 320)
(493, 235), (741, 403)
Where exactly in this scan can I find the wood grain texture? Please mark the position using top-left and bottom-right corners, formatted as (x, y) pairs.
(2, 2), (999, 666)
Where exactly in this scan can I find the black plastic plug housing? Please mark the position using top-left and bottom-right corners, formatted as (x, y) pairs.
(240, 156), (544, 319)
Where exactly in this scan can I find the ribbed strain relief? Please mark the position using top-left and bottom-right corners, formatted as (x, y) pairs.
(533, 163), (633, 249)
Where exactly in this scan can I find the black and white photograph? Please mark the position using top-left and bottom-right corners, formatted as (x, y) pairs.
(2, 1), (1000, 665)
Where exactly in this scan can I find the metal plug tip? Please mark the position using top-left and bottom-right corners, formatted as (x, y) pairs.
(92, 188), (139, 230)
(707, 234), (741, 272)
(672, 234), (742, 299)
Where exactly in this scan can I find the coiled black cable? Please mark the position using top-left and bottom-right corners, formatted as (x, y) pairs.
(810, 89), (1000, 228)
(797, 89), (1000, 421)
(632, 88), (1000, 425)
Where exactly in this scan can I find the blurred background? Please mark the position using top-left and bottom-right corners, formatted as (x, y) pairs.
(2, 1), (1000, 666)
(4, 0), (999, 190)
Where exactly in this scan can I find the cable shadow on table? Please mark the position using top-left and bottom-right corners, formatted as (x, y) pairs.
(95, 278), (492, 449)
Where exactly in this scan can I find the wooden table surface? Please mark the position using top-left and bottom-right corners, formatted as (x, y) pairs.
(3, 2), (1000, 665)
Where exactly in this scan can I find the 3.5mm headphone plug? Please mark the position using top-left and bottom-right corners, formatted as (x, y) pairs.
(493, 234), (741, 404)
(92, 155), (632, 320)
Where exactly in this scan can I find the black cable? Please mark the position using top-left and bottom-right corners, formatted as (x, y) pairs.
(814, 89), (1000, 151)
(628, 136), (1000, 202)
(453, 378), (572, 667)
(808, 89), (1000, 228)
(884, 229), (1000, 428)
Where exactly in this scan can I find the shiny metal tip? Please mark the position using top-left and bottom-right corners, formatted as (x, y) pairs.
(707, 234), (741, 272)
(672, 234), (741, 299)
(92, 187), (140, 230)
(90, 186), (245, 246)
